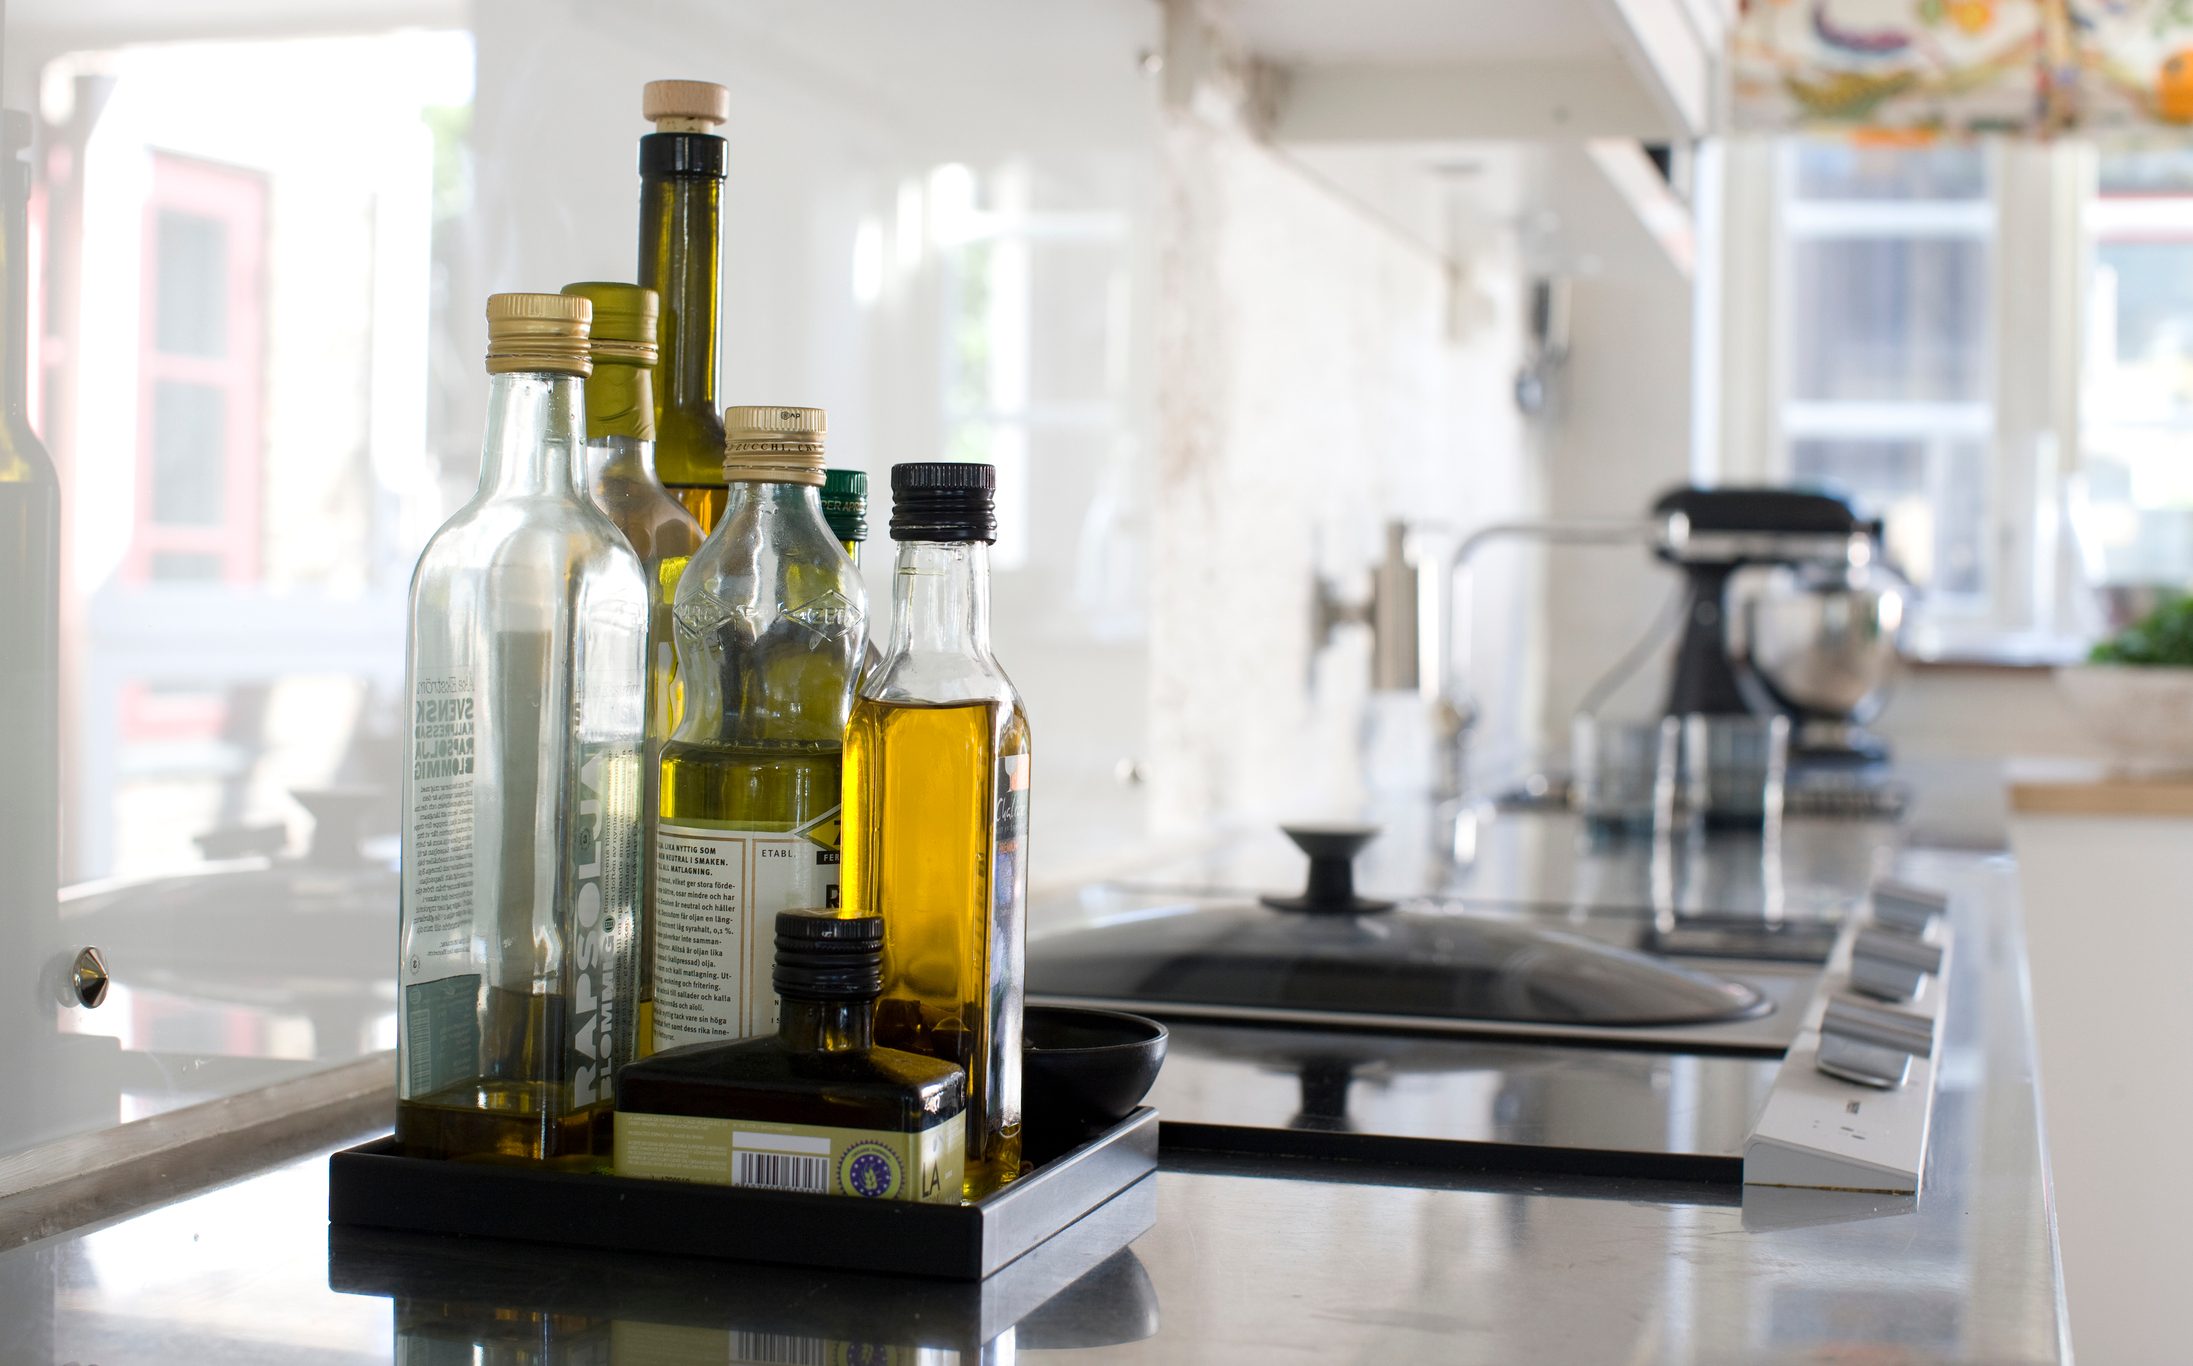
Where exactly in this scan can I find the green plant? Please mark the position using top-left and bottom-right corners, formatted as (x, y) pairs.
(2090, 592), (2193, 666)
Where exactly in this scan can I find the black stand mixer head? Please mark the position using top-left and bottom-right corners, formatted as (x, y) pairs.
(1650, 487), (1894, 764)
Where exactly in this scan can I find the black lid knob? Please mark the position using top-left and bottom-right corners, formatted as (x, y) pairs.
(1259, 824), (1395, 916)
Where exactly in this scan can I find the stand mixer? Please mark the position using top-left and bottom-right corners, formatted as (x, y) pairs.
(1653, 487), (1907, 765)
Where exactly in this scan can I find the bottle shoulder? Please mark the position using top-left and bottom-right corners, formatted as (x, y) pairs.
(859, 654), (1027, 717)
(677, 506), (867, 611)
(409, 498), (649, 617)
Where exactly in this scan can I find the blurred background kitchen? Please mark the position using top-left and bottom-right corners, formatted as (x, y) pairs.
(5, 1), (2193, 1359)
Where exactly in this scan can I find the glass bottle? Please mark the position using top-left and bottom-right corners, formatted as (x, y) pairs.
(0, 108), (64, 1154)
(821, 466), (882, 680)
(820, 467), (868, 564)
(653, 406), (866, 1050)
(636, 80), (729, 531)
(843, 463), (1030, 1197)
(562, 281), (705, 1059)
(397, 293), (649, 1166)
(615, 910), (966, 1202)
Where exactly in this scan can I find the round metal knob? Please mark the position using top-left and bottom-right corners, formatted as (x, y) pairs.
(70, 946), (110, 1008)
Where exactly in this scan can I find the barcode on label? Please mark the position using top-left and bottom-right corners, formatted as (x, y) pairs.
(733, 1149), (830, 1194)
(731, 1330), (828, 1366)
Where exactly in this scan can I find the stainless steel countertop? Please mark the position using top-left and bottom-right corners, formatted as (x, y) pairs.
(0, 839), (2063, 1364)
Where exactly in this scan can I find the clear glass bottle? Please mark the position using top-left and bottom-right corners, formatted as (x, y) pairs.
(397, 293), (649, 1166)
(615, 910), (966, 1202)
(636, 80), (729, 531)
(843, 463), (1030, 1197)
(0, 109), (64, 1154)
(653, 407), (866, 1050)
(562, 281), (705, 1059)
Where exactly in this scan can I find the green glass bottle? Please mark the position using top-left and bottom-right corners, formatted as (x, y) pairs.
(822, 467), (882, 682)
(653, 407), (866, 1050)
(562, 281), (705, 1059)
(820, 467), (868, 564)
(636, 80), (729, 532)
(616, 910), (966, 1202)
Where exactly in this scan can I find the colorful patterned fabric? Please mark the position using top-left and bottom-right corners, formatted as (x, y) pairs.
(1732, 1), (2193, 135)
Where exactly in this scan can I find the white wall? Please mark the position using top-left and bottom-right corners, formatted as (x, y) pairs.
(1141, 8), (1539, 839)
(465, 0), (1165, 870)
(1535, 145), (1694, 738)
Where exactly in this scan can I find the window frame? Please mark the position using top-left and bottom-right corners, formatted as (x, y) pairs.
(1705, 138), (2087, 659)
(128, 151), (268, 587)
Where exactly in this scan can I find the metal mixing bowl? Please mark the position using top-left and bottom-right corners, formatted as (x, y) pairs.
(1737, 564), (1908, 723)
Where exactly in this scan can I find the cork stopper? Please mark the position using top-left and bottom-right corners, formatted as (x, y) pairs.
(644, 79), (729, 134)
(485, 293), (591, 377)
(723, 405), (827, 486)
(560, 282), (658, 366)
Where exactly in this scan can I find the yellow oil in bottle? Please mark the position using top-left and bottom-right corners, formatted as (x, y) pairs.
(396, 987), (612, 1167)
(843, 697), (1029, 1198)
(668, 484), (727, 533)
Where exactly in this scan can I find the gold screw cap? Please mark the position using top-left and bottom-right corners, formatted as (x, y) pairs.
(486, 293), (592, 377)
(560, 282), (658, 366)
(644, 79), (729, 133)
(724, 405), (827, 486)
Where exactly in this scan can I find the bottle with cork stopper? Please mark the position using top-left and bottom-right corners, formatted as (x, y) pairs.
(637, 80), (731, 531)
(396, 292), (649, 1166)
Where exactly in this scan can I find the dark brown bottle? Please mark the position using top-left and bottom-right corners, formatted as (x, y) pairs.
(614, 911), (966, 1202)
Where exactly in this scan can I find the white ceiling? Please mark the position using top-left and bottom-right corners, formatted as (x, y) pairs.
(1225, 0), (1620, 67)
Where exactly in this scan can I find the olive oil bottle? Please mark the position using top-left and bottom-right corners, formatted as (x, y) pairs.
(653, 407), (865, 1050)
(636, 80), (730, 531)
(822, 467), (883, 680)
(616, 910), (966, 1202)
(562, 282), (704, 1058)
(397, 294), (648, 1166)
(820, 467), (868, 563)
(843, 463), (1030, 1197)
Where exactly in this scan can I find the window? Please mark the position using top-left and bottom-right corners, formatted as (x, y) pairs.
(130, 153), (267, 585)
(1774, 143), (1997, 618)
(2080, 150), (2193, 593)
(1730, 138), (2193, 653)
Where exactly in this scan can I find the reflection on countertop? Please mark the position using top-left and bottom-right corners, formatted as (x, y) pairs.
(0, 842), (2063, 1364)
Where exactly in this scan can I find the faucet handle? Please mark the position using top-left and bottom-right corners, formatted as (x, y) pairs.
(1262, 824), (1395, 915)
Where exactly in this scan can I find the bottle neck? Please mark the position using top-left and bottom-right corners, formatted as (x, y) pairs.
(722, 477), (829, 527)
(638, 171), (720, 421)
(477, 372), (586, 500)
(778, 995), (874, 1053)
(840, 539), (863, 566)
(3, 157), (30, 422)
(583, 359), (654, 445)
(888, 540), (992, 658)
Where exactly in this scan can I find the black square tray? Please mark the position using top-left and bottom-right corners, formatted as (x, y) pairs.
(328, 1107), (1157, 1281)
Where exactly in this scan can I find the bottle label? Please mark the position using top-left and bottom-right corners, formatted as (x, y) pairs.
(401, 674), (480, 1099)
(651, 815), (842, 1048)
(567, 749), (636, 1110)
(403, 675), (477, 985)
(614, 1111), (965, 1203)
(994, 753), (1030, 924)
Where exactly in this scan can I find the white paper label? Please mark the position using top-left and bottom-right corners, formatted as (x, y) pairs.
(402, 675), (475, 986)
(651, 817), (840, 1049)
